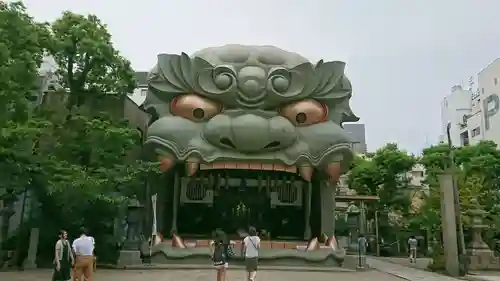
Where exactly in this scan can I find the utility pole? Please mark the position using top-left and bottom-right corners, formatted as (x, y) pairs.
(375, 211), (380, 256)
(0, 199), (3, 253)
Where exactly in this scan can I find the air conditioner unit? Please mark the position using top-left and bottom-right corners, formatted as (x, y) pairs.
(458, 114), (470, 127)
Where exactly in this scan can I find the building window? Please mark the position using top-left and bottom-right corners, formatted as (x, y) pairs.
(495, 78), (498, 85)
(471, 127), (481, 137)
(482, 88), (485, 94)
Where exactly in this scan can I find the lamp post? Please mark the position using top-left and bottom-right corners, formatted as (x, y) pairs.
(374, 210), (380, 256)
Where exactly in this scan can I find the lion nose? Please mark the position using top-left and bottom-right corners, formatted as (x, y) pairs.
(203, 114), (296, 153)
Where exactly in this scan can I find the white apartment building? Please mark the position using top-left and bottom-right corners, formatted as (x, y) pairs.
(440, 59), (500, 147)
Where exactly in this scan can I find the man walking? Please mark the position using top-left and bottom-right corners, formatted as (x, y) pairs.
(408, 235), (418, 263)
(242, 226), (260, 281)
(72, 227), (95, 281)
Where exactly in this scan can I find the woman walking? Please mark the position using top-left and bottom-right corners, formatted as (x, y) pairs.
(53, 230), (74, 281)
(210, 229), (230, 281)
(243, 226), (260, 281)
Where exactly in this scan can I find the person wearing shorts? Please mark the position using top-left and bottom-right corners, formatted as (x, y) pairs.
(408, 235), (418, 263)
(243, 226), (260, 281)
(211, 229), (229, 281)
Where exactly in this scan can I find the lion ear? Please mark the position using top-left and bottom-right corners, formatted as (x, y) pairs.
(149, 53), (194, 95)
(312, 61), (346, 98)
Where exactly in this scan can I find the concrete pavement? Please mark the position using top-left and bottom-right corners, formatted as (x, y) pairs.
(0, 267), (404, 281)
(368, 257), (462, 281)
(5, 257), (499, 281)
(466, 272), (500, 281)
(374, 256), (432, 270)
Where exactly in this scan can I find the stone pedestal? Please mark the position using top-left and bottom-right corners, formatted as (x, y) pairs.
(123, 240), (142, 251)
(23, 228), (39, 269)
(117, 250), (142, 267)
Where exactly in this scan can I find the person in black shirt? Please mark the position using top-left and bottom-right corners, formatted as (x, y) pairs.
(210, 229), (229, 281)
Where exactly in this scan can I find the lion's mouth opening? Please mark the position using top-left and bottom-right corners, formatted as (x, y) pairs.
(196, 162), (302, 180)
(199, 162), (297, 173)
(187, 159), (312, 180)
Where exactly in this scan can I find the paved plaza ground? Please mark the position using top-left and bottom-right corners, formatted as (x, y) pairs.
(0, 268), (404, 281)
(1, 257), (477, 281)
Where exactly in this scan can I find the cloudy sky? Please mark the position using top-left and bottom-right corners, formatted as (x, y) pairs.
(20, 0), (500, 153)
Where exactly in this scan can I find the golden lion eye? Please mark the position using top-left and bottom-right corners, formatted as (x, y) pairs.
(280, 99), (328, 126)
(171, 94), (222, 121)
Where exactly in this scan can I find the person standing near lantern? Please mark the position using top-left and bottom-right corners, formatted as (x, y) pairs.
(357, 234), (367, 268)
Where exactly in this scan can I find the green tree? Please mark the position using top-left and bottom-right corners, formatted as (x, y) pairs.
(416, 141), (500, 247)
(348, 144), (417, 244)
(49, 11), (136, 109)
(30, 11), (155, 263)
(0, 1), (50, 123)
(0, 5), (151, 265)
(0, 1), (52, 256)
(420, 141), (500, 217)
(349, 143), (416, 214)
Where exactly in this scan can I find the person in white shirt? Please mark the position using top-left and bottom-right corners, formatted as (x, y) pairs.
(242, 226), (260, 281)
(72, 227), (95, 281)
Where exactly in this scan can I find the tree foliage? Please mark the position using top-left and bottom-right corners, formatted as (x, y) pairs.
(0, 1), (50, 123)
(49, 11), (136, 109)
(348, 143), (417, 243)
(0, 1), (53, 209)
(348, 143), (417, 214)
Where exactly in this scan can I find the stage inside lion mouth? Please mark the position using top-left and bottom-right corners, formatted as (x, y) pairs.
(166, 168), (324, 241)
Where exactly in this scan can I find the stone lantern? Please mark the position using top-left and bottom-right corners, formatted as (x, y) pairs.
(117, 197), (145, 267)
(467, 199), (489, 253)
(466, 198), (498, 271)
(123, 197), (144, 250)
(345, 202), (361, 252)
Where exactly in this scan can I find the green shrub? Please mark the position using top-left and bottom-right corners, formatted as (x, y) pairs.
(427, 246), (445, 271)
(427, 254), (445, 271)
